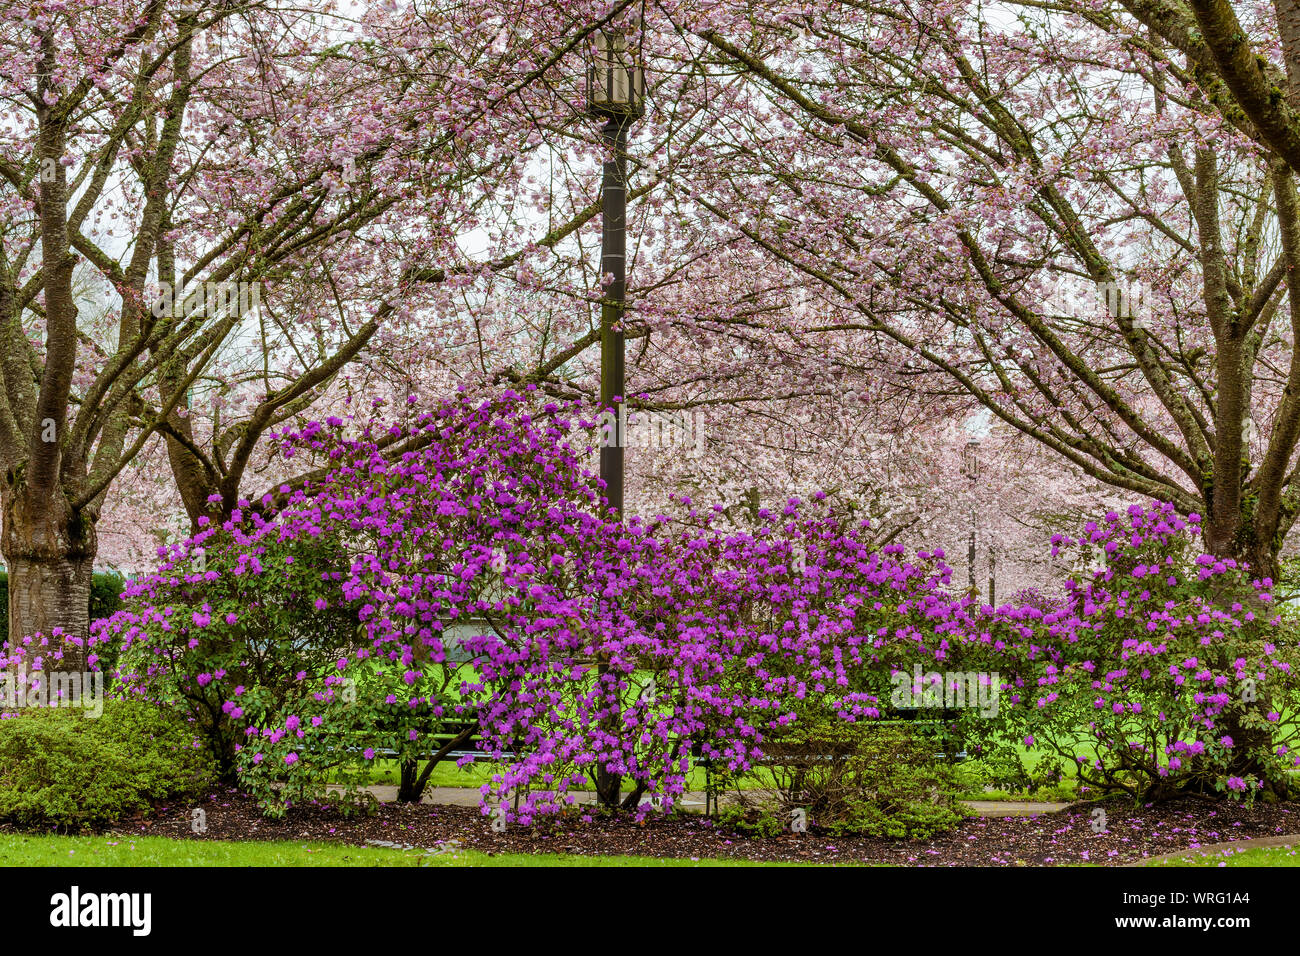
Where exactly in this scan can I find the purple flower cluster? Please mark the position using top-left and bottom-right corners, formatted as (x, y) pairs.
(57, 394), (1300, 819)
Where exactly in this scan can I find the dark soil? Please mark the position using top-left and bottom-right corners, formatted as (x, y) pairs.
(44, 791), (1300, 866)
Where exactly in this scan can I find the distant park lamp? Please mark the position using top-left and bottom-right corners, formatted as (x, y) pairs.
(964, 438), (980, 595)
(963, 439), (980, 481)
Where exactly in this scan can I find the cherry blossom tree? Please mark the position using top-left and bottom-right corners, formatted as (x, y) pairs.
(627, 0), (1300, 580)
(0, 0), (659, 652)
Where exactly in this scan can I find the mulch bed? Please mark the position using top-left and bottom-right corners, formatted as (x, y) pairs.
(33, 790), (1297, 866)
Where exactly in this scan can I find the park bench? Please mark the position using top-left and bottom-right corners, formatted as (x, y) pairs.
(691, 713), (968, 815)
(359, 714), (516, 762)
(322, 707), (965, 812)
(331, 710), (523, 801)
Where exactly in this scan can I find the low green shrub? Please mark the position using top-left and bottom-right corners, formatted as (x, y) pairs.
(721, 719), (967, 840)
(714, 805), (788, 838)
(823, 763), (967, 840)
(0, 701), (215, 830)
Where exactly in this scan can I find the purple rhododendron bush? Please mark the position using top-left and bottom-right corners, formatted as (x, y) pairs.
(56, 390), (1300, 826)
(959, 504), (1300, 802)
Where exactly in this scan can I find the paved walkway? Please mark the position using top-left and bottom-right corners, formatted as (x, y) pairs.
(961, 800), (1073, 817)
(359, 785), (710, 808)
(351, 785), (1070, 816)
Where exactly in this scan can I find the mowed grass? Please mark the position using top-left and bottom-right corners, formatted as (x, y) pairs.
(10, 831), (1298, 868)
(0, 834), (422, 867)
(1142, 842), (1300, 868)
(0, 834), (812, 867)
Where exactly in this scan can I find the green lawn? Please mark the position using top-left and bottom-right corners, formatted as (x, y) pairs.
(8, 831), (1296, 867)
(0, 833), (423, 866)
(0, 834), (805, 867)
(1142, 842), (1300, 867)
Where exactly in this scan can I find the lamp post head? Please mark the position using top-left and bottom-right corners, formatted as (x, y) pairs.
(586, 28), (646, 122)
(963, 438), (980, 481)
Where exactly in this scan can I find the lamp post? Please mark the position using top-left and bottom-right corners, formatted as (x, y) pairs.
(988, 545), (996, 607)
(587, 27), (645, 811)
(588, 28), (645, 518)
(963, 439), (979, 597)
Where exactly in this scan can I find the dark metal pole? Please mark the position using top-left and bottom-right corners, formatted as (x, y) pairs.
(596, 117), (629, 811)
(965, 439), (978, 599)
(988, 545), (996, 607)
(599, 118), (628, 515)
(968, 526), (976, 596)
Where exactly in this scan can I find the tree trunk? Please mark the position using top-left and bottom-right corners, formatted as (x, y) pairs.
(1, 488), (96, 673)
(162, 425), (222, 532)
(398, 759), (419, 802)
(1276, 0), (1300, 111)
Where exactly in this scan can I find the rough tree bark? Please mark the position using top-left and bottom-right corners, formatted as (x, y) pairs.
(1, 492), (95, 673)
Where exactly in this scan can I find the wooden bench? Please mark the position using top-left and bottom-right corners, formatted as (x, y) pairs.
(692, 715), (968, 815)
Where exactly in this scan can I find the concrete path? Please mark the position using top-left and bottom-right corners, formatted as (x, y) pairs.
(961, 800), (1074, 817)
(356, 785), (710, 808)
(348, 785), (1069, 816)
